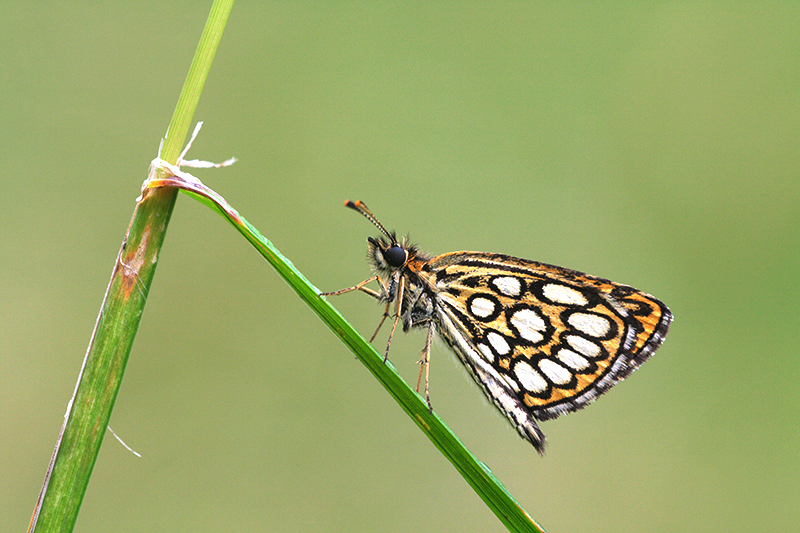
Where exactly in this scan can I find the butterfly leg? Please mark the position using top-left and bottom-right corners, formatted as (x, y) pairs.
(368, 299), (392, 343)
(381, 273), (405, 363)
(322, 275), (396, 356)
(415, 320), (436, 413)
(320, 275), (382, 298)
(366, 276), (395, 343)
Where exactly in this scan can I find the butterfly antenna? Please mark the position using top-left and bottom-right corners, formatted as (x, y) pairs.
(344, 200), (396, 243)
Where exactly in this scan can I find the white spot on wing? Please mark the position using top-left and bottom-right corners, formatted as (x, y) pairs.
(477, 343), (494, 363)
(514, 361), (547, 393)
(556, 349), (589, 371)
(539, 359), (573, 385)
(566, 335), (601, 358)
(510, 308), (546, 343)
(470, 297), (496, 318)
(542, 283), (588, 306)
(492, 276), (522, 297)
(487, 331), (511, 355)
(568, 312), (611, 338)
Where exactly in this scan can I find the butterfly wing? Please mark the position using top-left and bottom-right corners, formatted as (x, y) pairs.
(415, 251), (671, 449)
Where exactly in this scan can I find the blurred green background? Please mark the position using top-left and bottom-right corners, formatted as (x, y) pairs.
(2, 3), (798, 532)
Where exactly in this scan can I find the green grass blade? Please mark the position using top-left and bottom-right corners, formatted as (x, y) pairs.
(27, 2), (234, 532)
(145, 172), (547, 533)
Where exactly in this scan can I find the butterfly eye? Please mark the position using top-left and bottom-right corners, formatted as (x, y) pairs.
(383, 245), (407, 267)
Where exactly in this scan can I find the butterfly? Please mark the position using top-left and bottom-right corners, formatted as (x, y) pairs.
(322, 200), (672, 454)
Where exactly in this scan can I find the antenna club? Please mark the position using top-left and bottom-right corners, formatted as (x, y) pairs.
(341, 199), (394, 242)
